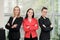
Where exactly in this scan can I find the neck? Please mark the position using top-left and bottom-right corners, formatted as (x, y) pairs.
(28, 17), (32, 23)
(41, 15), (46, 19)
(28, 17), (32, 19)
(14, 15), (20, 18)
(14, 15), (17, 18)
(42, 15), (45, 17)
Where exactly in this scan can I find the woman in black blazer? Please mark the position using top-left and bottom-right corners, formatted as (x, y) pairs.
(38, 7), (53, 40)
(5, 6), (23, 40)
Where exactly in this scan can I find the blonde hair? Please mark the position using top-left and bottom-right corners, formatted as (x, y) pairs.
(13, 6), (20, 18)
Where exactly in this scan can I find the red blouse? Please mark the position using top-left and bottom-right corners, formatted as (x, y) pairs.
(23, 18), (38, 38)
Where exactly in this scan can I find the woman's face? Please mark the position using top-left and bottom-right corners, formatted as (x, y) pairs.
(27, 10), (33, 18)
(14, 7), (20, 16)
(42, 9), (47, 17)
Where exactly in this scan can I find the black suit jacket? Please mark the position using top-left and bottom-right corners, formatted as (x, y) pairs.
(5, 16), (23, 39)
(38, 16), (53, 40)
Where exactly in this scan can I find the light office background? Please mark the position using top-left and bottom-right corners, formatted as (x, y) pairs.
(0, 0), (60, 40)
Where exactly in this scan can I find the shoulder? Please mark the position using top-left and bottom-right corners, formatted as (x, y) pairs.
(46, 17), (50, 20)
(23, 18), (28, 23)
(17, 17), (23, 20)
(9, 16), (13, 19)
(38, 17), (42, 21)
(38, 18), (40, 21)
(19, 17), (23, 19)
(23, 18), (27, 21)
(33, 18), (38, 22)
(38, 18), (41, 22)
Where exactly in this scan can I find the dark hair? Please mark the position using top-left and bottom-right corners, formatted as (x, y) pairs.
(41, 7), (47, 11)
(25, 8), (34, 19)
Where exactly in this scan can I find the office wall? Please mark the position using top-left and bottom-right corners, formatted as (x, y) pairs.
(0, 0), (4, 28)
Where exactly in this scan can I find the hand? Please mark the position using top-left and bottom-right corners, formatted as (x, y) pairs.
(27, 26), (30, 28)
(43, 24), (46, 28)
(7, 23), (10, 26)
(12, 24), (17, 28)
(50, 24), (53, 27)
(35, 24), (37, 27)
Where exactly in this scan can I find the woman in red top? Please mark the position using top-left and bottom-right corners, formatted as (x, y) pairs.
(23, 8), (38, 40)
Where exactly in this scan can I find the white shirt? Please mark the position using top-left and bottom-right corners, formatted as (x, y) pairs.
(12, 17), (16, 25)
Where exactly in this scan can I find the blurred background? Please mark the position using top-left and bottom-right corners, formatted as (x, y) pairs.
(0, 0), (60, 40)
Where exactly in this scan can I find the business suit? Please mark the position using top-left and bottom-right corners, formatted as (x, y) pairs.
(23, 18), (38, 40)
(38, 16), (53, 40)
(5, 16), (23, 40)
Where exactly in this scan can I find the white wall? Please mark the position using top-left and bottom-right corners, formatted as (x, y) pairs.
(0, 0), (4, 28)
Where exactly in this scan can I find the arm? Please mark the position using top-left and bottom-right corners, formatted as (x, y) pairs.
(5, 17), (12, 29)
(10, 17), (23, 31)
(38, 19), (53, 32)
(30, 19), (38, 31)
(23, 20), (30, 32)
(46, 18), (53, 31)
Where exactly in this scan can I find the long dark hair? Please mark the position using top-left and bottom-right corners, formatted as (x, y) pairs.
(25, 8), (34, 19)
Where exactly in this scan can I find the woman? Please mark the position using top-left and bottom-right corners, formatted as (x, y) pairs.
(38, 7), (53, 40)
(5, 6), (23, 40)
(23, 8), (38, 40)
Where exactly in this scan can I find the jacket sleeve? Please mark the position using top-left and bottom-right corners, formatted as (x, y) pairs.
(23, 20), (30, 32)
(30, 19), (38, 31)
(5, 17), (12, 29)
(11, 17), (23, 31)
(38, 19), (53, 32)
(46, 18), (53, 31)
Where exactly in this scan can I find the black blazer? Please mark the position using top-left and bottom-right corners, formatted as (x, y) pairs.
(38, 16), (53, 40)
(5, 16), (23, 39)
